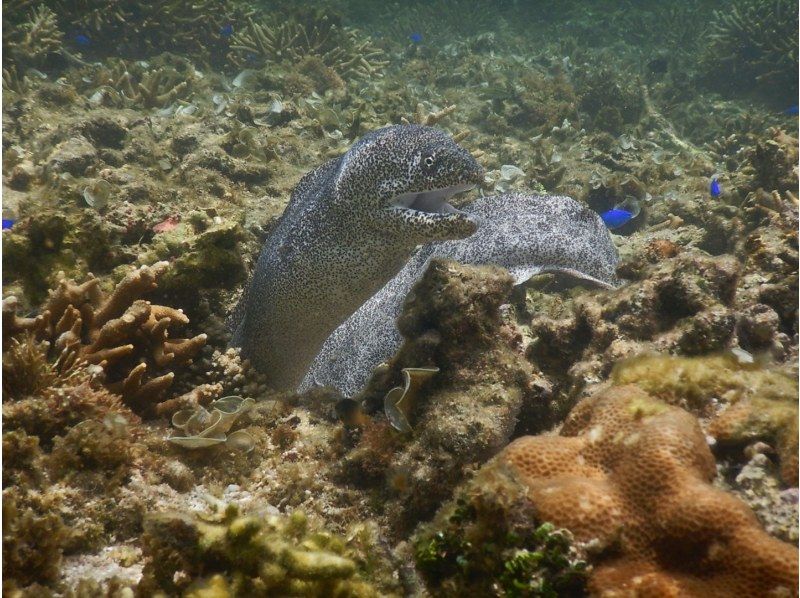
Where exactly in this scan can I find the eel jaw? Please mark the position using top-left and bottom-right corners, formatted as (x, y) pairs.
(383, 183), (479, 242)
(388, 183), (476, 217)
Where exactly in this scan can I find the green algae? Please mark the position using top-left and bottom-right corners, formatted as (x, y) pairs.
(414, 464), (587, 597)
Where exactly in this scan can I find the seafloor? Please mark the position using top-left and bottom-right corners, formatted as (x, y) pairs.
(2, 0), (799, 596)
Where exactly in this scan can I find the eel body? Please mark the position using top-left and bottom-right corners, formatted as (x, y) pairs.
(300, 192), (620, 397)
(229, 124), (483, 389)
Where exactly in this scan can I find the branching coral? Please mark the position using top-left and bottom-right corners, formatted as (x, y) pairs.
(706, 0), (798, 99)
(492, 385), (798, 595)
(3, 261), (207, 415)
(12, 0), (248, 65)
(230, 16), (387, 80)
(4, 5), (63, 69)
(72, 57), (195, 109)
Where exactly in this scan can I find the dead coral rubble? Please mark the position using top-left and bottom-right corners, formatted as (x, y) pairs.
(3, 261), (206, 415)
(493, 385), (799, 596)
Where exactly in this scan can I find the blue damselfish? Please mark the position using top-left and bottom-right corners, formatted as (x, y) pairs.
(600, 208), (633, 229)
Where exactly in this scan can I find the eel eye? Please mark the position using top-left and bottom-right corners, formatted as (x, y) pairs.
(424, 155), (435, 168)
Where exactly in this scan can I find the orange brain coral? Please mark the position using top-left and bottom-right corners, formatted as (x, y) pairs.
(499, 385), (798, 597)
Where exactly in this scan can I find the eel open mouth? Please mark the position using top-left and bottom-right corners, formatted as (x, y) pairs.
(389, 183), (476, 216)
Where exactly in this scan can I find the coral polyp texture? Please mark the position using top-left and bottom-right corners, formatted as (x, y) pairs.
(3, 261), (206, 415)
(613, 352), (799, 485)
(495, 385), (799, 596)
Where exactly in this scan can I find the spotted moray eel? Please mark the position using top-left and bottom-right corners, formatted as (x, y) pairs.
(229, 124), (483, 389)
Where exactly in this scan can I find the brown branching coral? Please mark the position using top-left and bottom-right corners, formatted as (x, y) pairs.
(230, 16), (387, 79)
(3, 262), (207, 415)
(2, 336), (135, 445)
(493, 385), (799, 595)
(72, 58), (195, 109)
(5, 4), (63, 69)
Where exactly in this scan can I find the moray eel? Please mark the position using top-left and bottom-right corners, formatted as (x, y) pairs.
(230, 124), (484, 389)
(301, 192), (620, 397)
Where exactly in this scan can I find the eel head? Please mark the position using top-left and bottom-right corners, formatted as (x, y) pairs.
(333, 124), (484, 243)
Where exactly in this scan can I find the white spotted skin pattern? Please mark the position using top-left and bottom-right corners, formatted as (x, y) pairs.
(301, 193), (621, 397)
(229, 125), (483, 389)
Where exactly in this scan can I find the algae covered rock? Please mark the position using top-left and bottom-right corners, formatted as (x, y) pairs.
(138, 504), (382, 597)
(46, 135), (98, 176)
(348, 260), (552, 533)
(527, 250), (741, 396)
(145, 221), (247, 295)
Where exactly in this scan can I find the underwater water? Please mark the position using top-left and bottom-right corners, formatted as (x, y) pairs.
(2, 0), (799, 595)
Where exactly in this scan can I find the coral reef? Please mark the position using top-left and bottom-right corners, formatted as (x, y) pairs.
(493, 385), (798, 595)
(230, 15), (387, 80)
(137, 503), (383, 596)
(1, 0), (798, 593)
(3, 262), (207, 415)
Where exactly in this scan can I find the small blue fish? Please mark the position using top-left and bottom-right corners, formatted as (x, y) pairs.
(600, 208), (633, 230)
(710, 178), (721, 197)
(409, 32), (423, 44)
(784, 105), (798, 115)
(220, 23), (234, 37)
(74, 34), (91, 46)
(2, 219), (15, 230)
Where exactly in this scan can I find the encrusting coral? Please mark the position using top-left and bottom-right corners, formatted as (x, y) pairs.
(613, 352), (799, 485)
(3, 261), (207, 415)
(490, 385), (798, 595)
